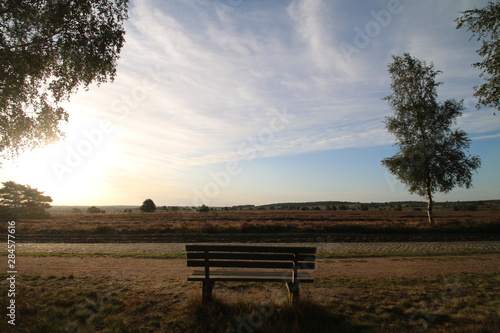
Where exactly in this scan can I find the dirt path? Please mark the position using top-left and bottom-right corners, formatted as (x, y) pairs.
(16, 241), (500, 255)
(13, 254), (500, 282)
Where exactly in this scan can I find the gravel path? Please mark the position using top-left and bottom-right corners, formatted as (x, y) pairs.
(14, 255), (500, 281)
(15, 241), (500, 255)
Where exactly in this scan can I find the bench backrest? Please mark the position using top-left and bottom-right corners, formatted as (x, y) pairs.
(186, 245), (316, 273)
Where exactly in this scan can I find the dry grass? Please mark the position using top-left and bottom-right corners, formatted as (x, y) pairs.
(1, 272), (498, 332)
(7, 210), (500, 238)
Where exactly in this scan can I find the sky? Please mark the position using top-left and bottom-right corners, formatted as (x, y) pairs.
(1, 0), (499, 207)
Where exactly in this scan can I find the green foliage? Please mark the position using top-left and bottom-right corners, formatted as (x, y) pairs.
(382, 53), (481, 223)
(0, 181), (52, 218)
(198, 204), (210, 213)
(456, 1), (500, 113)
(140, 198), (156, 212)
(453, 203), (479, 212)
(87, 206), (104, 214)
(0, 0), (129, 159)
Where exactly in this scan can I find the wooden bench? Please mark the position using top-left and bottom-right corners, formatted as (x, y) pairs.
(186, 245), (316, 304)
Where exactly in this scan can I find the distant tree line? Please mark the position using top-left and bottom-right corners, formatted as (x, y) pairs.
(48, 199), (498, 215)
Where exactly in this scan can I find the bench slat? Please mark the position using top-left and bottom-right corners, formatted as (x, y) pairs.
(186, 245), (316, 254)
(187, 252), (315, 262)
(188, 270), (314, 283)
(187, 260), (296, 269)
(187, 260), (315, 270)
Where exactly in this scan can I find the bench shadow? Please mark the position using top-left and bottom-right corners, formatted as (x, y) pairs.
(187, 294), (366, 333)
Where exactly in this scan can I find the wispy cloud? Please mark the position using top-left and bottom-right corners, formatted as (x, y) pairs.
(67, 0), (499, 168)
(2, 0), (498, 205)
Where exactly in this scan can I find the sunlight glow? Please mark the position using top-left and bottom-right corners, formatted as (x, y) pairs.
(1, 0), (498, 206)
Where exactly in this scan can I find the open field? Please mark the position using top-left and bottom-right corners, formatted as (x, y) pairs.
(1, 254), (499, 332)
(2, 209), (499, 331)
(6, 210), (500, 243)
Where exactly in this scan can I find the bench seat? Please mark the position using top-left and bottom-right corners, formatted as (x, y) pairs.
(188, 270), (314, 283)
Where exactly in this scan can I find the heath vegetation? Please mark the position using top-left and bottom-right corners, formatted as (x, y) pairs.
(7, 207), (500, 242)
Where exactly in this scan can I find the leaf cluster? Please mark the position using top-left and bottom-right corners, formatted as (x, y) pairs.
(456, 1), (500, 112)
(0, 0), (129, 159)
(382, 54), (481, 197)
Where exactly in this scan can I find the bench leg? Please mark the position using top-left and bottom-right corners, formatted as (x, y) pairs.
(286, 282), (299, 306)
(202, 281), (215, 303)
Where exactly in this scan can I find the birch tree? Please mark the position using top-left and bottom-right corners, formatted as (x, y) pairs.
(0, 0), (129, 160)
(382, 53), (481, 224)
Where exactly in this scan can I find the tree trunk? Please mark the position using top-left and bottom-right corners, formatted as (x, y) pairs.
(426, 188), (435, 225)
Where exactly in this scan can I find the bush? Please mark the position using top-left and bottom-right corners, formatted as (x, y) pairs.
(87, 206), (103, 214)
(140, 199), (156, 212)
(453, 204), (478, 211)
(198, 204), (210, 213)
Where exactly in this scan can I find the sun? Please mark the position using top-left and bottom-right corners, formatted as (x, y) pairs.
(1, 113), (117, 205)
(2, 147), (100, 205)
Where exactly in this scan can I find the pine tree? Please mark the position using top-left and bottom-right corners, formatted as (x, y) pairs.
(0, 181), (52, 218)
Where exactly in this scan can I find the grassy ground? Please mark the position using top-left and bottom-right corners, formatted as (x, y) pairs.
(1, 272), (498, 332)
(5, 210), (500, 242)
(2, 209), (499, 331)
(4, 247), (500, 260)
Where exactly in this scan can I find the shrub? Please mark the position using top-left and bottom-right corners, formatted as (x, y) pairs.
(140, 199), (156, 212)
(198, 204), (210, 213)
(87, 206), (103, 214)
